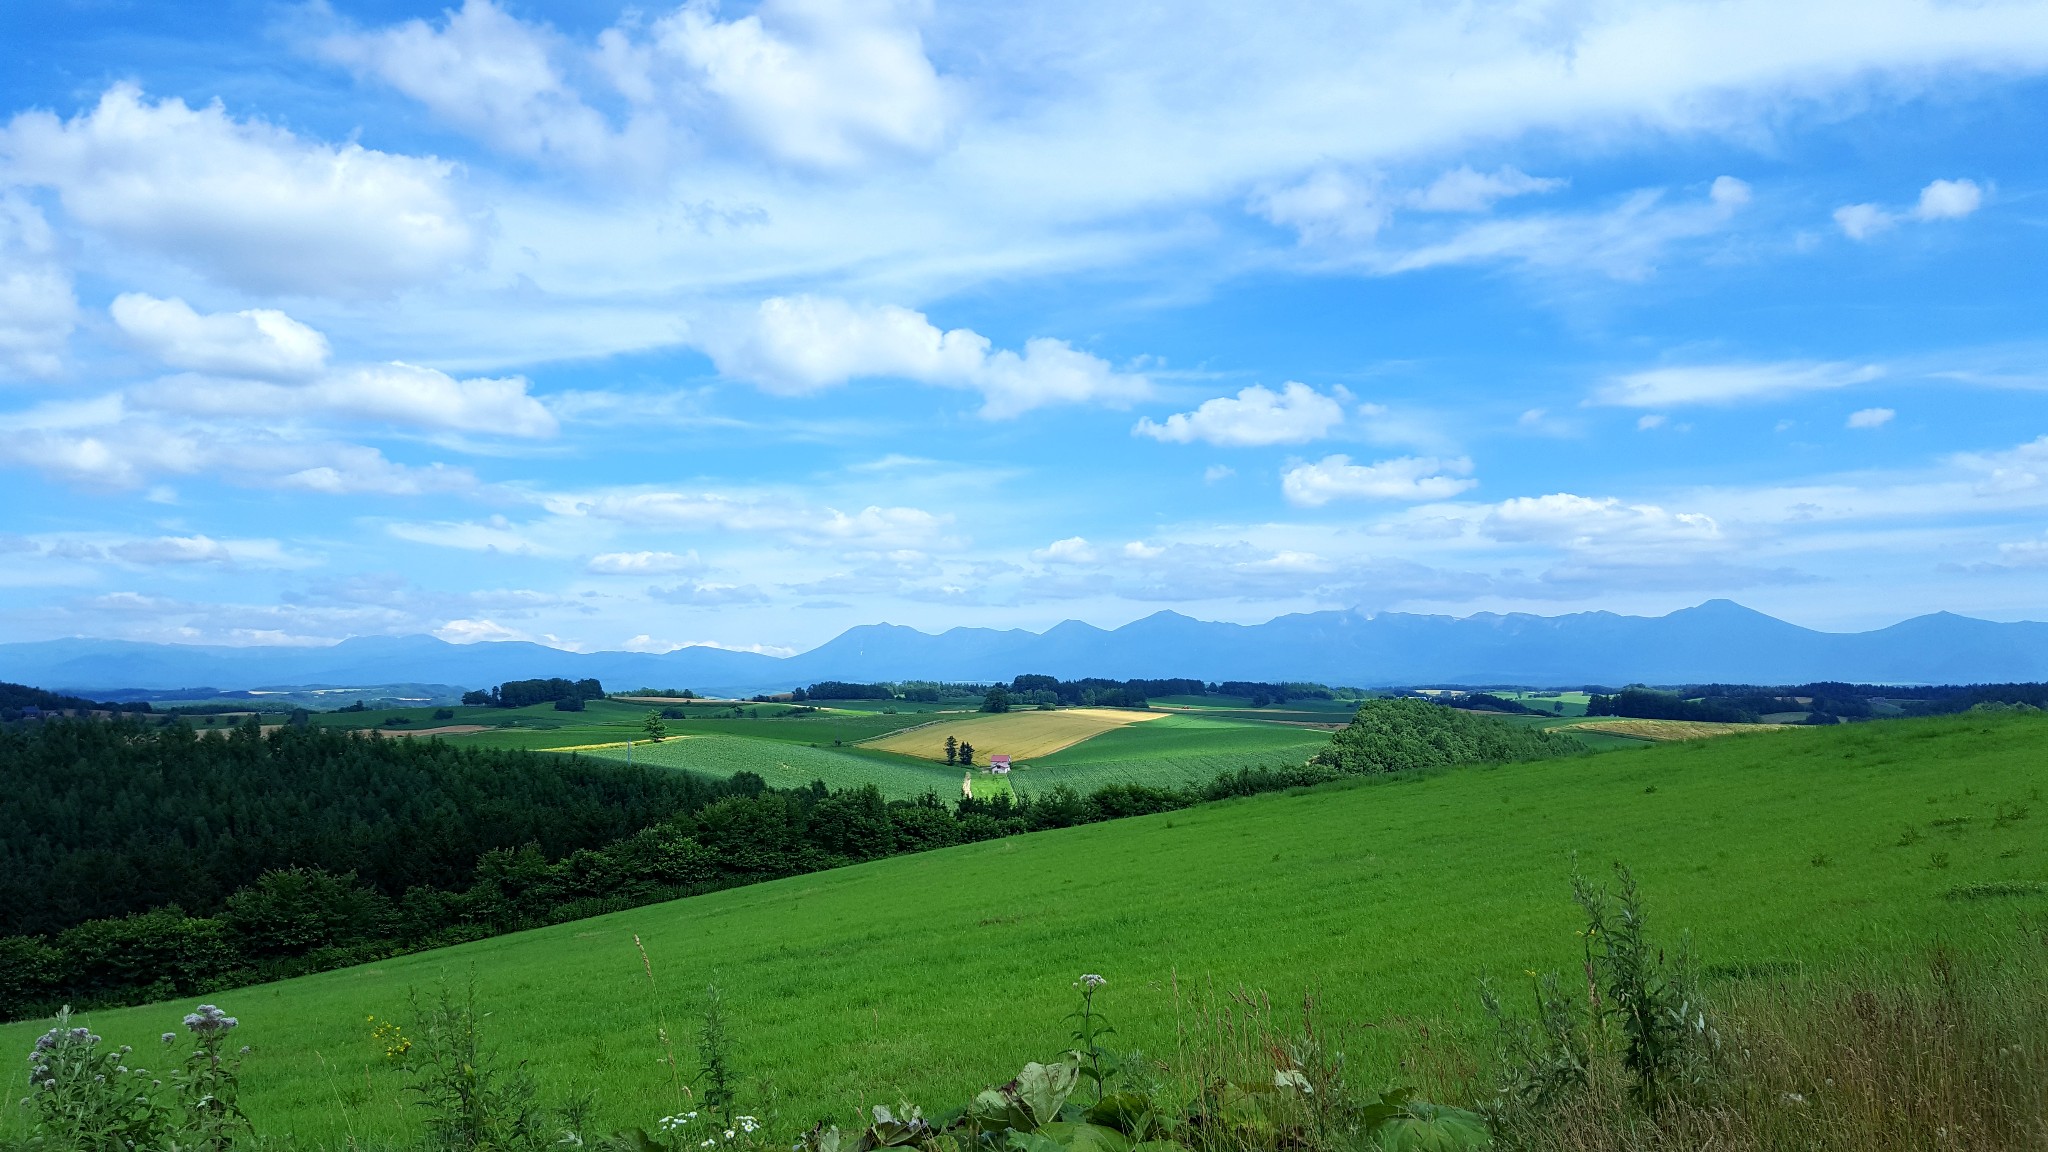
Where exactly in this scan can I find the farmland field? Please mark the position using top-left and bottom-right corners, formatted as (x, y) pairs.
(577, 732), (966, 797)
(862, 707), (1169, 761)
(16, 712), (2042, 1146)
(1564, 718), (1794, 741)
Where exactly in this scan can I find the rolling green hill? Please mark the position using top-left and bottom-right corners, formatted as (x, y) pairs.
(8, 714), (2042, 1146)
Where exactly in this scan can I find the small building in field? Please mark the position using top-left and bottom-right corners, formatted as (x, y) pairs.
(989, 754), (1012, 774)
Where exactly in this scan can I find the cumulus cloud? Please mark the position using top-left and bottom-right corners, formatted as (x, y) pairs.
(1847, 406), (1895, 429)
(627, 0), (953, 167)
(0, 194), (77, 377)
(1914, 178), (1983, 220)
(111, 293), (329, 379)
(0, 84), (476, 294)
(707, 295), (1149, 417)
(1596, 360), (1882, 407)
(321, 0), (623, 168)
(1481, 493), (1720, 549)
(588, 550), (701, 574)
(1281, 454), (1477, 506)
(1133, 382), (1346, 446)
(1836, 177), (1984, 240)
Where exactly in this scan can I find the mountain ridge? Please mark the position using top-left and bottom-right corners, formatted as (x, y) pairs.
(2, 600), (2045, 695)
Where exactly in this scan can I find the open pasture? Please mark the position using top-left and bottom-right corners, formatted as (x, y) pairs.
(1566, 717), (1794, 741)
(862, 706), (1168, 762)
(14, 712), (2042, 1146)
(578, 733), (963, 797)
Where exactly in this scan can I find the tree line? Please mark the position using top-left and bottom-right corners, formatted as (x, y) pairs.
(0, 700), (1576, 1022)
(0, 680), (154, 722)
(459, 678), (607, 709)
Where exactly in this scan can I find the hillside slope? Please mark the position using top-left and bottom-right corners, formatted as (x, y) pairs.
(6, 714), (2042, 1144)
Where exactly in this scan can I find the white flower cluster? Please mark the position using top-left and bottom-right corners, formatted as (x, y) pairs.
(658, 1111), (761, 1147)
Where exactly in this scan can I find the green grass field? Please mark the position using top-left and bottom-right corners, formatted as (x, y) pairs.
(578, 733), (970, 797)
(13, 713), (2042, 1145)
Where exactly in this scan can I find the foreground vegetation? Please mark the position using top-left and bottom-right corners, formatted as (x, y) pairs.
(6, 711), (2040, 1147)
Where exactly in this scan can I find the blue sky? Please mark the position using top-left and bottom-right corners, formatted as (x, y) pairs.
(3, 0), (2047, 655)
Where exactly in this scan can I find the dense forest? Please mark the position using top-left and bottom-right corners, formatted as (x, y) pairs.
(0, 718), (703, 937)
(0, 701), (1572, 1021)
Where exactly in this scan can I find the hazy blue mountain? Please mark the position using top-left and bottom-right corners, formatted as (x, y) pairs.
(3, 600), (2045, 696)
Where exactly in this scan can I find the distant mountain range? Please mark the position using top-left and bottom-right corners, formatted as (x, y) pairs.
(3, 600), (2045, 697)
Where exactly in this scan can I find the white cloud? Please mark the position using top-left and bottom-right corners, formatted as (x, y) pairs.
(1836, 177), (1983, 240)
(321, 0), (624, 168)
(1408, 165), (1566, 213)
(1204, 464), (1236, 483)
(434, 618), (529, 643)
(1134, 382), (1346, 446)
(1597, 360), (1883, 407)
(1833, 202), (1894, 240)
(1637, 414), (1667, 430)
(1356, 178), (1750, 280)
(707, 295), (1149, 417)
(104, 534), (312, 569)
(1282, 454), (1477, 506)
(314, 363), (557, 438)
(110, 293), (330, 379)
(1482, 493), (1721, 549)
(588, 550), (701, 574)
(549, 486), (954, 549)
(648, 581), (772, 605)
(1253, 170), (1388, 241)
(387, 517), (551, 555)
(0, 194), (77, 377)
(0, 393), (481, 493)
(1034, 535), (1097, 563)
(1847, 406), (1895, 429)
(1, 84), (476, 294)
(1914, 178), (1982, 221)
(622, 634), (684, 653)
(135, 361), (557, 438)
(632, 0), (953, 168)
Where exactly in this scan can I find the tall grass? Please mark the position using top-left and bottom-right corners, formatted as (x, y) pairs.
(1488, 924), (2048, 1151)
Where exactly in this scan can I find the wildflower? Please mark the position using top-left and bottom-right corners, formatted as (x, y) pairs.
(726, 1130), (737, 1140)
(162, 1033), (177, 1045)
(738, 1117), (760, 1133)
(1782, 1092), (1806, 1105)
(239, 1045), (252, 1054)
(1075, 973), (1107, 989)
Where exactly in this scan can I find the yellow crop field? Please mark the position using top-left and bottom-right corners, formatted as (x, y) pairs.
(1563, 718), (1792, 742)
(862, 707), (1167, 762)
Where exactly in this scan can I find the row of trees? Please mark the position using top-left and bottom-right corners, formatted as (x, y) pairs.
(460, 678), (606, 709)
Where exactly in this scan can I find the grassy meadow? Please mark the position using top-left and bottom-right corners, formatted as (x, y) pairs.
(10, 712), (2043, 1146)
